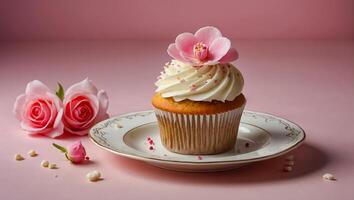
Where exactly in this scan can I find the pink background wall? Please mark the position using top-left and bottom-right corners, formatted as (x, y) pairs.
(1, 0), (354, 41)
(1, 1), (354, 200)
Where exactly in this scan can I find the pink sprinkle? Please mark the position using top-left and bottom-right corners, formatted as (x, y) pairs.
(148, 140), (154, 145)
(149, 146), (154, 150)
(197, 156), (203, 160)
(147, 137), (155, 145)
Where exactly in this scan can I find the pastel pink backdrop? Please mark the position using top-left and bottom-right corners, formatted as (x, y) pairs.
(1, 1), (354, 200)
(0, 0), (354, 41)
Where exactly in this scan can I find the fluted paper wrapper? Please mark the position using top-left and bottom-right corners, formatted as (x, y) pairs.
(154, 105), (245, 155)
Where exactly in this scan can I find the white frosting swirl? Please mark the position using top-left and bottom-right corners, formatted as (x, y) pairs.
(155, 60), (244, 102)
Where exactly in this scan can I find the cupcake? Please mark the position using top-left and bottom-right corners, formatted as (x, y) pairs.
(152, 26), (246, 155)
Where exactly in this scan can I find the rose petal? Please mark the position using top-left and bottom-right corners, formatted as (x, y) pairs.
(63, 93), (99, 135)
(46, 122), (64, 138)
(195, 26), (222, 46)
(25, 80), (51, 96)
(65, 92), (98, 112)
(96, 90), (109, 122)
(23, 100), (49, 129)
(175, 32), (197, 58)
(208, 37), (231, 62)
(46, 92), (63, 111)
(65, 78), (99, 97)
(74, 94), (98, 127)
(219, 47), (239, 63)
(53, 108), (63, 129)
(39, 100), (52, 127)
(21, 120), (49, 134)
(13, 94), (26, 121)
(28, 104), (42, 123)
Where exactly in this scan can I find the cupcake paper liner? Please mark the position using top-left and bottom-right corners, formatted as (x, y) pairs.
(154, 105), (245, 155)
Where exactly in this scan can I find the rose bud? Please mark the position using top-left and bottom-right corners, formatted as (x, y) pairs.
(66, 141), (87, 163)
(53, 141), (87, 163)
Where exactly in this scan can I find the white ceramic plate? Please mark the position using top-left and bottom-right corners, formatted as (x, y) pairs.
(89, 110), (305, 172)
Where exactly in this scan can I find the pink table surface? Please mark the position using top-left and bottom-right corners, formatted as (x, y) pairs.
(0, 40), (353, 200)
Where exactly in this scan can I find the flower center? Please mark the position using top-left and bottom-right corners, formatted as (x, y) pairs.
(193, 42), (208, 61)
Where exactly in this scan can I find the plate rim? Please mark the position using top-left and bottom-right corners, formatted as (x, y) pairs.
(89, 110), (306, 166)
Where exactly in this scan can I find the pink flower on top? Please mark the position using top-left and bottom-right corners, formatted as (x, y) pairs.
(167, 26), (238, 66)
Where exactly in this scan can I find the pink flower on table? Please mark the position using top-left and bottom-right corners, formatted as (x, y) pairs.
(67, 141), (87, 163)
(53, 141), (87, 163)
(13, 80), (64, 138)
(167, 26), (239, 66)
(63, 79), (109, 136)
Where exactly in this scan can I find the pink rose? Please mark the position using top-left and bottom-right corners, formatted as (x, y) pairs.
(53, 141), (87, 163)
(13, 80), (64, 138)
(67, 141), (87, 163)
(63, 79), (109, 135)
(167, 26), (239, 66)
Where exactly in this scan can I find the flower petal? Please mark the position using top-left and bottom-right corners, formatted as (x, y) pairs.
(53, 108), (63, 129)
(46, 122), (64, 138)
(167, 44), (190, 63)
(13, 94), (26, 121)
(25, 80), (51, 96)
(63, 93), (99, 135)
(65, 78), (99, 97)
(46, 92), (63, 110)
(175, 32), (197, 58)
(179, 52), (200, 65)
(208, 37), (231, 62)
(203, 60), (220, 65)
(219, 48), (239, 63)
(195, 26), (222, 46)
(96, 90), (109, 122)
(20, 120), (49, 134)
